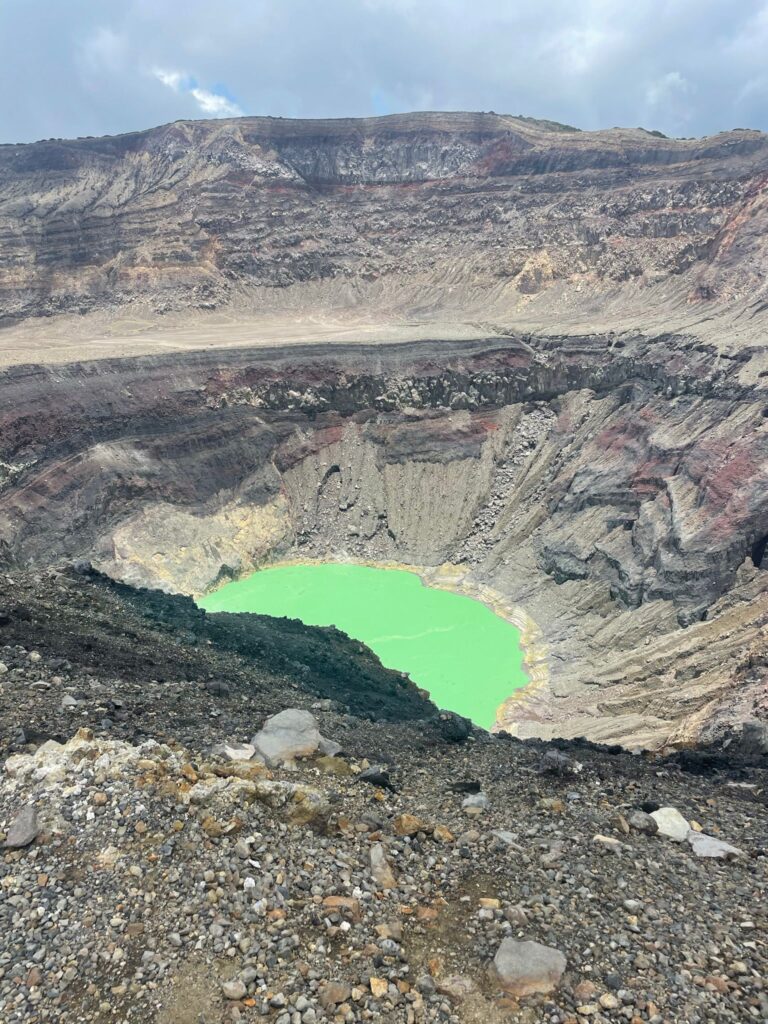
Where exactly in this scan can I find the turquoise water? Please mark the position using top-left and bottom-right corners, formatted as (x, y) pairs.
(198, 563), (527, 728)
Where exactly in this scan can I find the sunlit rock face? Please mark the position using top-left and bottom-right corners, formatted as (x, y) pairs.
(1, 111), (768, 335)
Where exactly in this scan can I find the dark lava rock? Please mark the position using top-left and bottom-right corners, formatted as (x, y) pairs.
(538, 749), (574, 775)
(204, 680), (231, 697)
(448, 780), (482, 794)
(736, 720), (768, 756)
(0, 567), (437, 728)
(358, 766), (395, 791)
(628, 810), (659, 835)
(437, 711), (472, 743)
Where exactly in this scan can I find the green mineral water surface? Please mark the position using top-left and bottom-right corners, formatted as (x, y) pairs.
(198, 563), (527, 728)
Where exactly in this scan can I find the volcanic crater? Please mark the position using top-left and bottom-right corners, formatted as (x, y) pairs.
(2, 112), (768, 750)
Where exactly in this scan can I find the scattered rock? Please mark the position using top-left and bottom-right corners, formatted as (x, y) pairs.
(358, 765), (395, 790)
(493, 938), (567, 996)
(462, 791), (489, 815)
(317, 735), (343, 757)
(4, 804), (39, 848)
(0, 635), (763, 1024)
(611, 812), (630, 834)
(628, 810), (659, 835)
(687, 832), (744, 860)
(437, 711), (472, 742)
(223, 742), (256, 761)
(436, 974), (478, 1001)
(369, 977), (388, 999)
(319, 981), (351, 1008)
(321, 896), (361, 922)
(370, 842), (397, 889)
(650, 806), (691, 842)
(204, 680), (230, 697)
(448, 780), (481, 794)
(250, 708), (322, 765)
(393, 812), (429, 836)
(316, 754), (352, 776)
(540, 796), (565, 813)
(221, 979), (247, 1001)
(593, 833), (624, 852)
(491, 829), (523, 851)
(539, 749), (580, 775)
(540, 840), (565, 866)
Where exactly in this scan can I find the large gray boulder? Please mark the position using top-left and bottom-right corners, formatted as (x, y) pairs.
(493, 938), (566, 996)
(250, 709), (321, 766)
(4, 805), (40, 849)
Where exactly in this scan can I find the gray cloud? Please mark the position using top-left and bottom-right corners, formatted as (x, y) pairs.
(1, 0), (768, 144)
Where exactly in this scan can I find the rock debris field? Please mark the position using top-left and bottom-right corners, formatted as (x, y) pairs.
(1, 645), (767, 1024)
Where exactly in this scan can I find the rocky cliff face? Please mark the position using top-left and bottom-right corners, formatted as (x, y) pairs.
(2, 111), (768, 337)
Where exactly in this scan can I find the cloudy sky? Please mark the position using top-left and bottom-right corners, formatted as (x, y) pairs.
(2, 0), (768, 144)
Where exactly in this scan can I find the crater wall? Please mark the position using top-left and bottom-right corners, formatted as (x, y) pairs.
(2, 111), (768, 347)
(1, 333), (767, 749)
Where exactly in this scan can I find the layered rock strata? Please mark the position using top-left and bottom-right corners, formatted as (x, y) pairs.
(2, 111), (768, 748)
(1, 111), (768, 346)
(1, 334), (767, 749)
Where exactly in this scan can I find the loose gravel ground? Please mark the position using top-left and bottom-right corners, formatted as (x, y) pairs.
(2, 638), (767, 1024)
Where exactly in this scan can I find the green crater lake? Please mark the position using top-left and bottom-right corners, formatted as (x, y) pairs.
(198, 563), (527, 728)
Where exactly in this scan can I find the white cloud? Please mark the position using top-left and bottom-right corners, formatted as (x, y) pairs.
(646, 71), (690, 107)
(153, 66), (243, 118)
(154, 67), (185, 91)
(79, 26), (128, 73)
(544, 25), (622, 77)
(189, 86), (242, 117)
